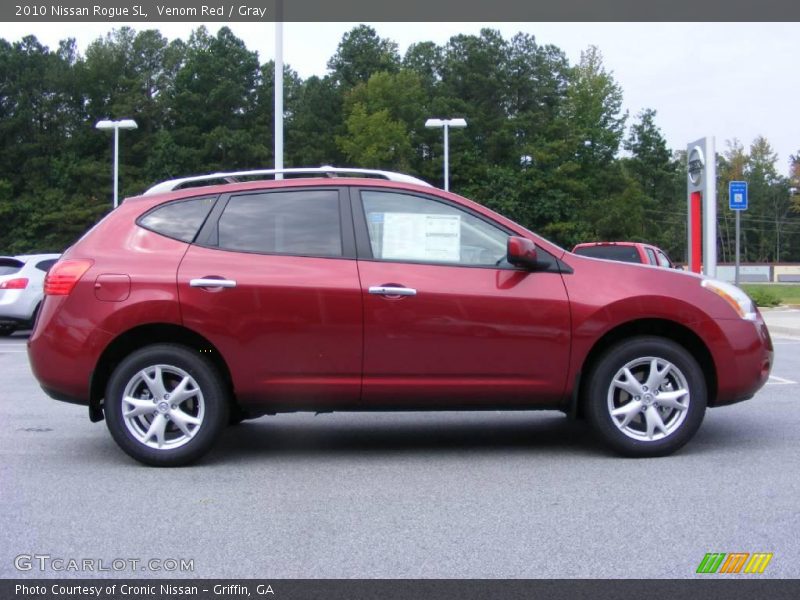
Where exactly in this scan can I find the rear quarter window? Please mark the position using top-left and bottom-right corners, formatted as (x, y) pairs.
(35, 259), (58, 272)
(138, 196), (216, 243)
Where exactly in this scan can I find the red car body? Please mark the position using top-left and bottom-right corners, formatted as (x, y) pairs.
(27, 175), (773, 463)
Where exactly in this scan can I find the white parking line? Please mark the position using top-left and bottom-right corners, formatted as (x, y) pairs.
(767, 375), (798, 385)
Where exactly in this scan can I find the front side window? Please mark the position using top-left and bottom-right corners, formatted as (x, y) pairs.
(645, 248), (657, 265)
(656, 250), (673, 268)
(361, 191), (508, 266)
(218, 190), (342, 257)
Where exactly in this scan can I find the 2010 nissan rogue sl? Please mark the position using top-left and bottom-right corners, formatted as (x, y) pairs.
(28, 167), (773, 466)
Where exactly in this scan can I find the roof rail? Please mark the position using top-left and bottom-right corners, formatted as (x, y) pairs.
(143, 166), (432, 196)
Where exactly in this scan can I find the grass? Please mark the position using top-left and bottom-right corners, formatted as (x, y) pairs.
(741, 284), (800, 307)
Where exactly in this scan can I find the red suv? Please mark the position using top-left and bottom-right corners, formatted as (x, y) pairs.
(28, 167), (773, 466)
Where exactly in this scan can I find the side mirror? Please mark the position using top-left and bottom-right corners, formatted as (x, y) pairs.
(507, 236), (538, 269)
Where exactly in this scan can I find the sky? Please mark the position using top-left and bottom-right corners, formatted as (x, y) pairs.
(2, 21), (798, 176)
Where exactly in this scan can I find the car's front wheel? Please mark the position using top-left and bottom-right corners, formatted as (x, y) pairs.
(104, 344), (229, 466)
(585, 336), (707, 457)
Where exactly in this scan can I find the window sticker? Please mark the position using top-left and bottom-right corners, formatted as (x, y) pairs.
(381, 213), (461, 261)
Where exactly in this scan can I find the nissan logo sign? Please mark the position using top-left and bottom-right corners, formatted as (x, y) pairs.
(688, 146), (705, 185)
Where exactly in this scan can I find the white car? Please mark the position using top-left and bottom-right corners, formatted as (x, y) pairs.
(0, 254), (60, 336)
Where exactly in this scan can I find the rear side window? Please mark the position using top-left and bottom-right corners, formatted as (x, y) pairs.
(217, 190), (342, 257)
(0, 258), (24, 275)
(139, 197), (216, 243)
(574, 245), (642, 263)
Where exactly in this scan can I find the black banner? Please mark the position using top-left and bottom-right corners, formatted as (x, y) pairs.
(2, 0), (800, 22)
(4, 579), (800, 600)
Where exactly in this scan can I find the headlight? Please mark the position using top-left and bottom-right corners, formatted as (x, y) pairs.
(701, 279), (757, 321)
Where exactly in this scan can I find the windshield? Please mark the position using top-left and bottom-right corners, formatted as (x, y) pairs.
(0, 258), (24, 275)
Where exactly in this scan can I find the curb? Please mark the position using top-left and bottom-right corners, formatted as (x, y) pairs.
(765, 325), (800, 339)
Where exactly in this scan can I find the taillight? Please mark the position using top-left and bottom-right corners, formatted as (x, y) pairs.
(44, 259), (93, 295)
(0, 278), (28, 290)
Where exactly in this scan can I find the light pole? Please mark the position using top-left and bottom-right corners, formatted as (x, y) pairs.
(95, 119), (137, 208)
(274, 0), (284, 179)
(425, 118), (467, 191)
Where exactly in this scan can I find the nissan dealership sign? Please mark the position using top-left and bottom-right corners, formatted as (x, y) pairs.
(687, 144), (705, 188)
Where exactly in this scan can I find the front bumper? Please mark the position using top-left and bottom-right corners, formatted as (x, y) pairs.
(709, 315), (773, 407)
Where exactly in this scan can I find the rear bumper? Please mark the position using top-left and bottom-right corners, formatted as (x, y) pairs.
(39, 384), (88, 406)
(27, 295), (112, 405)
(0, 316), (30, 326)
(0, 289), (38, 322)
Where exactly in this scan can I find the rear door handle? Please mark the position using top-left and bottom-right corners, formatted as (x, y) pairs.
(368, 286), (417, 297)
(190, 278), (237, 289)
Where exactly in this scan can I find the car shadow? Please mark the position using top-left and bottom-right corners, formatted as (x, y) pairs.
(209, 413), (601, 463)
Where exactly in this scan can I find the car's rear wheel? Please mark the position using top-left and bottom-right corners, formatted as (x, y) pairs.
(104, 344), (228, 466)
(585, 336), (707, 457)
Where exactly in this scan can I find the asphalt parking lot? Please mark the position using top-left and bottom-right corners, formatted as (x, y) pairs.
(1, 330), (798, 579)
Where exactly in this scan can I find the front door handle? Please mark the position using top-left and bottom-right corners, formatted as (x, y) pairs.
(368, 285), (417, 297)
(190, 278), (237, 289)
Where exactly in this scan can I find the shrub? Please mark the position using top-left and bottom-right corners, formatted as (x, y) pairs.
(743, 286), (781, 307)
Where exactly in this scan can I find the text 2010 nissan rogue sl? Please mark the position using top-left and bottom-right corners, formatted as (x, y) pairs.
(28, 167), (773, 466)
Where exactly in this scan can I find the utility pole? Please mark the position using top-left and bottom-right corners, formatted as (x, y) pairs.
(274, 1), (284, 179)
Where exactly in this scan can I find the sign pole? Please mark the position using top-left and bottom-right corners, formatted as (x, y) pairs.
(729, 180), (748, 286)
(735, 210), (741, 285)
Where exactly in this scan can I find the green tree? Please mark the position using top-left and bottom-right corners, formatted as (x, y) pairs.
(337, 105), (413, 169)
(168, 27), (261, 172)
(565, 46), (627, 169)
(327, 25), (400, 89)
(558, 46), (628, 247)
(287, 75), (344, 166)
(622, 109), (683, 255)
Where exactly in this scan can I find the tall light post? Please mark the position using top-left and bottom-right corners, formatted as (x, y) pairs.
(274, 0), (284, 179)
(425, 118), (467, 191)
(95, 119), (137, 208)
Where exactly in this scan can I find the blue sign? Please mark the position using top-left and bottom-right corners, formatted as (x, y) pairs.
(729, 181), (748, 211)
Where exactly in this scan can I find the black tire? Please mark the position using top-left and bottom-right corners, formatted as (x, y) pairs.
(104, 344), (229, 467)
(584, 336), (707, 457)
(29, 303), (41, 328)
(0, 325), (15, 337)
(228, 404), (247, 426)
